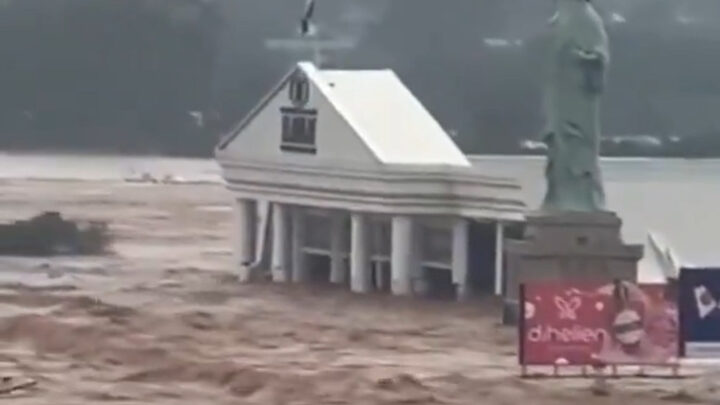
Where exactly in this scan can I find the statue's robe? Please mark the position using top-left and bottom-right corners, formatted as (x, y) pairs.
(542, 0), (609, 212)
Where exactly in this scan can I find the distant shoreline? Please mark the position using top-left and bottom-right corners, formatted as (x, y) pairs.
(3, 148), (720, 161)
(469, 154), (720, 162)
(0, 148), (213, 160)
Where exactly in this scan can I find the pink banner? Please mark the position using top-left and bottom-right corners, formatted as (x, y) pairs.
(520, 281), (678, 366)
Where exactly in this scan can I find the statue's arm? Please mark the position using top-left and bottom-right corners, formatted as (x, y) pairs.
(572, 44), (607, 94)
(574, 47), (604, 62)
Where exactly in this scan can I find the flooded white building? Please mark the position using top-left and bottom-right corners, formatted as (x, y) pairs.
(215, 61), (526, 299)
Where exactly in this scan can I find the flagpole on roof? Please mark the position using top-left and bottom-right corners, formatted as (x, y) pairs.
(264, 0), (355, 68)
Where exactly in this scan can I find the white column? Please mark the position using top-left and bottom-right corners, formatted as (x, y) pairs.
(291, 207), (308, 283)
(410, 223), (428, 297)
(495, 221), (505, 296)
(254, 200), (271, 263)
(234, 199), (256, 282)
(452, 218), (470, 301)
(391, 215), (414, 296)
(329, 213), (347, 284)
(350, 212), (372, 293)
(271, 203), (289, 283)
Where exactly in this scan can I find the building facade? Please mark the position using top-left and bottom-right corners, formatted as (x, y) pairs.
(215, 62), (526, 299)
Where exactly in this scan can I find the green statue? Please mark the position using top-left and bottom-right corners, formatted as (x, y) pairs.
(542, 0), (609, 212)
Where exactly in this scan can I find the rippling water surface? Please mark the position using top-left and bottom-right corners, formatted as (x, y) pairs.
(3, 152), (719, 265)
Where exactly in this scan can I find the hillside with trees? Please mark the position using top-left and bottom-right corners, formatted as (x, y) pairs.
(0, 0), (719, 157)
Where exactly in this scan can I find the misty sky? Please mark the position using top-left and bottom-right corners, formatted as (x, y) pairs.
(1, 0), (720, 155)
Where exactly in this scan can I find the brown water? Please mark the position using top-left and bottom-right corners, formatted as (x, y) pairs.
(5, 152), (720, 266)
(0, 178), (717, 403)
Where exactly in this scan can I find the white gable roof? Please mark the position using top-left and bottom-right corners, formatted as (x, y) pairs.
(218, 62), (470, 168)
(314, 65), (470, 167)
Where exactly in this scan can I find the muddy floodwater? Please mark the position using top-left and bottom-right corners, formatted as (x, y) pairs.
(0, 178), (718, 404)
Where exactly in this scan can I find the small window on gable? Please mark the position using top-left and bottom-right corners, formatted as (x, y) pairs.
(288, 73), (310, 107)
(280, 107), (317, 154)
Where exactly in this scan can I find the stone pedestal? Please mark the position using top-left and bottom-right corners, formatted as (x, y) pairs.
(504, 211), (643, 324)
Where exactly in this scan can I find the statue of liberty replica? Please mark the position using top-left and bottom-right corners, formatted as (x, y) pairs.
(503, 0), (643, 324)
(542, 0), (608, 212)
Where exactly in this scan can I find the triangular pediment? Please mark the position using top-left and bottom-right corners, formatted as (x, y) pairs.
(216, 61), (470, 170)
(216, 62), (381, 168)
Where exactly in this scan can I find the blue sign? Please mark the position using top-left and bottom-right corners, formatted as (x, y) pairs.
(679, 268), (720, 357)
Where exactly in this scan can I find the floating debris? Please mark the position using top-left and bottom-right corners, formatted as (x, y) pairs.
(0, 376), (37, 395)
(0, 212), (111, 256)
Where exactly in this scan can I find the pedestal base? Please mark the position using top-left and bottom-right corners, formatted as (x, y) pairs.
(504, 211), (643, 324)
